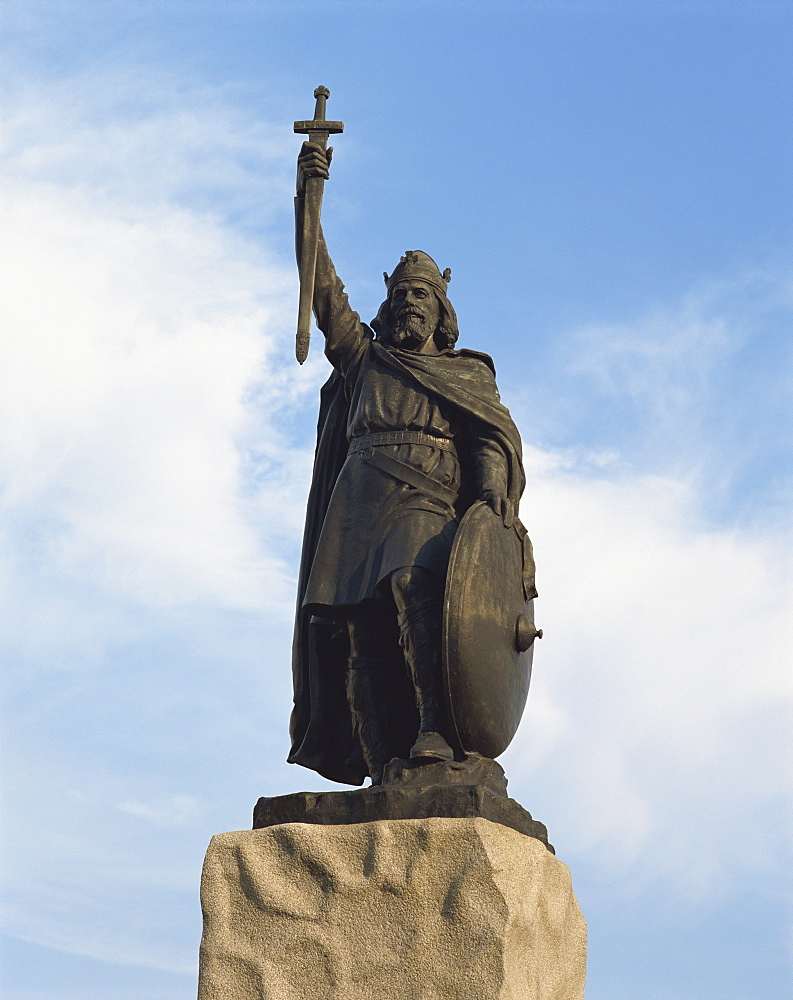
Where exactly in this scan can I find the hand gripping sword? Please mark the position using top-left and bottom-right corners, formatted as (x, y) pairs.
(293, 86), (344, 364)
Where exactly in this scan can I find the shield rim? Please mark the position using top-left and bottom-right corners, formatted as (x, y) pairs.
(442, 500), (534, 757)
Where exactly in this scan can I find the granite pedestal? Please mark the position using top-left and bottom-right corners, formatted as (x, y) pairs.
(198, 761), (586, 999)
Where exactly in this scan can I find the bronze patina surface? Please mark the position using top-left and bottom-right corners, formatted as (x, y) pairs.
(444, 501), (541, 759)
(286, 88), (540, 789)
(293, 86), (343, 364)
(255, 755), (553, 850)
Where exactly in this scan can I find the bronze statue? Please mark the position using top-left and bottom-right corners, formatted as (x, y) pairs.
(288, 90), (538, 788)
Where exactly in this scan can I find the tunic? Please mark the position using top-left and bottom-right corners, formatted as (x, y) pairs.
(303, 257), (508, 613)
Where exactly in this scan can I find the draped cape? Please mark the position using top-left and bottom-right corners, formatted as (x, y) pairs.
(288, 337), (527, 784)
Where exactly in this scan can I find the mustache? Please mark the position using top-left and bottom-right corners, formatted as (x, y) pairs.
(395, 306), (428, 323)
(394, 312), (428, 330)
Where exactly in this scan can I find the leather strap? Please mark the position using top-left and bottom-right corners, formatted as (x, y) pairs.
(355, 445), (459, 508)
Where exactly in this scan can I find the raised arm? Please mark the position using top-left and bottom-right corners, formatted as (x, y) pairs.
(295, 143), (369, 374)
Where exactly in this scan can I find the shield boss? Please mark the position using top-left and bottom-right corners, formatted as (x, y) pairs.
(443, 501), (539, 758)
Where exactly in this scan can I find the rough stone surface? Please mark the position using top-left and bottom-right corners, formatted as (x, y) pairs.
(198, 817), (586, 1000)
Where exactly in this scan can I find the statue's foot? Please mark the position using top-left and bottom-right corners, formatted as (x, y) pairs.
(409, 731), (454, 763)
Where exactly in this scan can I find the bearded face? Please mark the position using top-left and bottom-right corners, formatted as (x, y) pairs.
(389, 280), (440, 351)
(393, 311), (434, 346)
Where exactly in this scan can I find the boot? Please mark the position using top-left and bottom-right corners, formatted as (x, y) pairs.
(345, 657), (390, 785)
(398, 600), (454, 763)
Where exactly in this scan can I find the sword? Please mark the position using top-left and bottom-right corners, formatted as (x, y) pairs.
(293, 86), (344, 364)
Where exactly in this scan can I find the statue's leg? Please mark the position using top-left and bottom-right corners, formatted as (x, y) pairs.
(390, 567), (454, 763)
(346, 607), (391, 785)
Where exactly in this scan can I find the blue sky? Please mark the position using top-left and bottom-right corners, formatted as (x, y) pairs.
(1, 2), (791, 998)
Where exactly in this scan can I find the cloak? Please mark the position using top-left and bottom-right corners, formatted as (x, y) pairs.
(287, 336), (527, 785)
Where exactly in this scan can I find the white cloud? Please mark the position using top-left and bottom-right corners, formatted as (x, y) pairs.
(569, 295), (733, 421)
(510, 267), (793, 534)
(1, 63), (295, 219)
(0, 68), (319, 673)
(505, 277), (792, 899)
(505, 271), (793, 901)
(1, 58), (791, 982)
(506, 445), (793, 898)
(0, 66), (327, 974)
(117, 793), (204, 828)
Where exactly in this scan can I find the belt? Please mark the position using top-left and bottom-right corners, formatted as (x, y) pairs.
(348, 430), (457, 454)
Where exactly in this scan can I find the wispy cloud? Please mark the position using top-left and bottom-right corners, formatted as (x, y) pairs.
(0, 64), (337, 975)
(1, 56), (791, 984)
(0, 68), (319, 656)
(512, 268), (793, 529)
(505, 270), (792, 904)
(506, 445), (793, 900)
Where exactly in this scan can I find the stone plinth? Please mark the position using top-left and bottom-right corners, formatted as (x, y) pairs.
(198, 817), (586, 1000)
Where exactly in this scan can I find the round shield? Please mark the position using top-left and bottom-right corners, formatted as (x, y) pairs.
(442, 501), (540, 758)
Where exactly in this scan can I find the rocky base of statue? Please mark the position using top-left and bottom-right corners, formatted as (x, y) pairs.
(198, 816), (586, 1000)
(252, 754), (554, 851)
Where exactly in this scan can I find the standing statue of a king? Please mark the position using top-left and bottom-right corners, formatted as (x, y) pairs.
(288, 142), (534, 787)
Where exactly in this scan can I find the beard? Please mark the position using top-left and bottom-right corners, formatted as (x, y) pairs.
(392, 311), (434, 348)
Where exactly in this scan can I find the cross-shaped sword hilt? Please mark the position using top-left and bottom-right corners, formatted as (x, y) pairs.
(294, 85), (344, 149)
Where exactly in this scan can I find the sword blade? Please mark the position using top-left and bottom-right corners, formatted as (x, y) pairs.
(296, 173), (325, 364)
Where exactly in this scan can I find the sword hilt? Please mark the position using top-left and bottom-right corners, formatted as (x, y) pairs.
(313, 85), (329, 120)
(294, 84), (344, 147)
